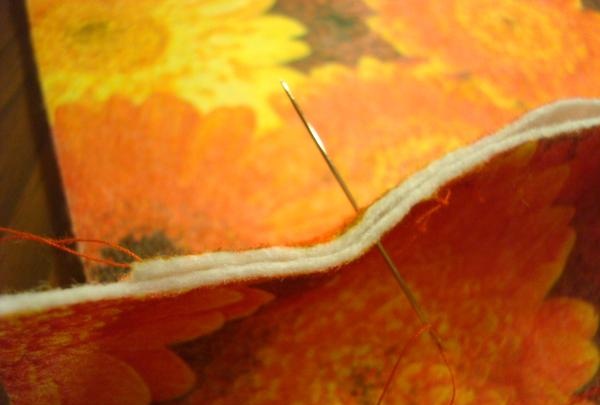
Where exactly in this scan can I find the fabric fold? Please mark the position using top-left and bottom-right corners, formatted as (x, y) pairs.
(2, 101), (600, 404)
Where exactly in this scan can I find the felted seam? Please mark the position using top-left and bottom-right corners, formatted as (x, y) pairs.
(0, 100), (599, 316)
(134, 102), (600, 279)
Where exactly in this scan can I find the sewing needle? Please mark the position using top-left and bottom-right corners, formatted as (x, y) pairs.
(280, 80), (441, 346)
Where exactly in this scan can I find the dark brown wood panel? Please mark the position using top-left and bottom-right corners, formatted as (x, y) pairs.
(0, 1), (84, 292)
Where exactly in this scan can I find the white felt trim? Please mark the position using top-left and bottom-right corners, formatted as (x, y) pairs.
(1, 99), (600, 316)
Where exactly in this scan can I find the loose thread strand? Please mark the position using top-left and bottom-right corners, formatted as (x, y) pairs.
(438, 333), (457, 405)
(376, 324), (456, 405)
(0, 227), (141, 268)
(54, 237), (143, 262)
(281, 81), (457, 405)
(377, 323), (432, 405)
(415, 190), (452, 232)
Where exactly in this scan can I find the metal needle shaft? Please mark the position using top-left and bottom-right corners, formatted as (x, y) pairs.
(280, 80), (435, 333)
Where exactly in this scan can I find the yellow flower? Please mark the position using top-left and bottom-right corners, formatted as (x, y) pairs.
(28, 0), (310, 132)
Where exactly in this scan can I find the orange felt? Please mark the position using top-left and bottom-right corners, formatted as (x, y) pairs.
(368, 0), (600, 105)
(111, 348), (196, 402)
(518, 298), (598, 403)
(1, 128), (600, 404)
(0, 286), (271, 404)
(55, 352), (150, 405)
(175, 131), (600, 404)
(4, 367), (61, 405)
(38, 0), (600, 271)
(15, 1), (600, 403)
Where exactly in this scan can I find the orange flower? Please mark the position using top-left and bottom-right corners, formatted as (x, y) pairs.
(366, 0), (600, 107)
(3, 118), (600, 405)
(0, 286), (273, 404)
(53, 94), (262, 257)
(565, 141), (600, 299)
(254, 59), (520, 244)
(177, 138), (599, 404)
(53, 71), (518, 266)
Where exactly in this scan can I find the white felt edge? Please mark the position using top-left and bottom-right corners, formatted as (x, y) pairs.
(1, 99), (600, 316)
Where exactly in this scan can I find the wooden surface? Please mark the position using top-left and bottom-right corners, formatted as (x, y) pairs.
(0, 1), (83, 292)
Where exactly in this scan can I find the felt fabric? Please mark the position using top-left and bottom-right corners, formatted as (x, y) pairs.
(2, 102), (600, 404)
(11, 1), (600, 403)
(25, 1), (600, 280)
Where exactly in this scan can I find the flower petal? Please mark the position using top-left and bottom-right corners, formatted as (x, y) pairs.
(111, 348), (195, 402)
(54, 352), (150, 405)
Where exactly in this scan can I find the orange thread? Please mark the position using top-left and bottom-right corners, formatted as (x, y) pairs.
(376, 323), (456, 405)
(415, 190), (452, 232)
(438, 333), (457, 405)
(0, 227), (141, 268)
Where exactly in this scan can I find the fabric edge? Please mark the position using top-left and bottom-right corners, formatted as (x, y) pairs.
(1, 99), (599, 315)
